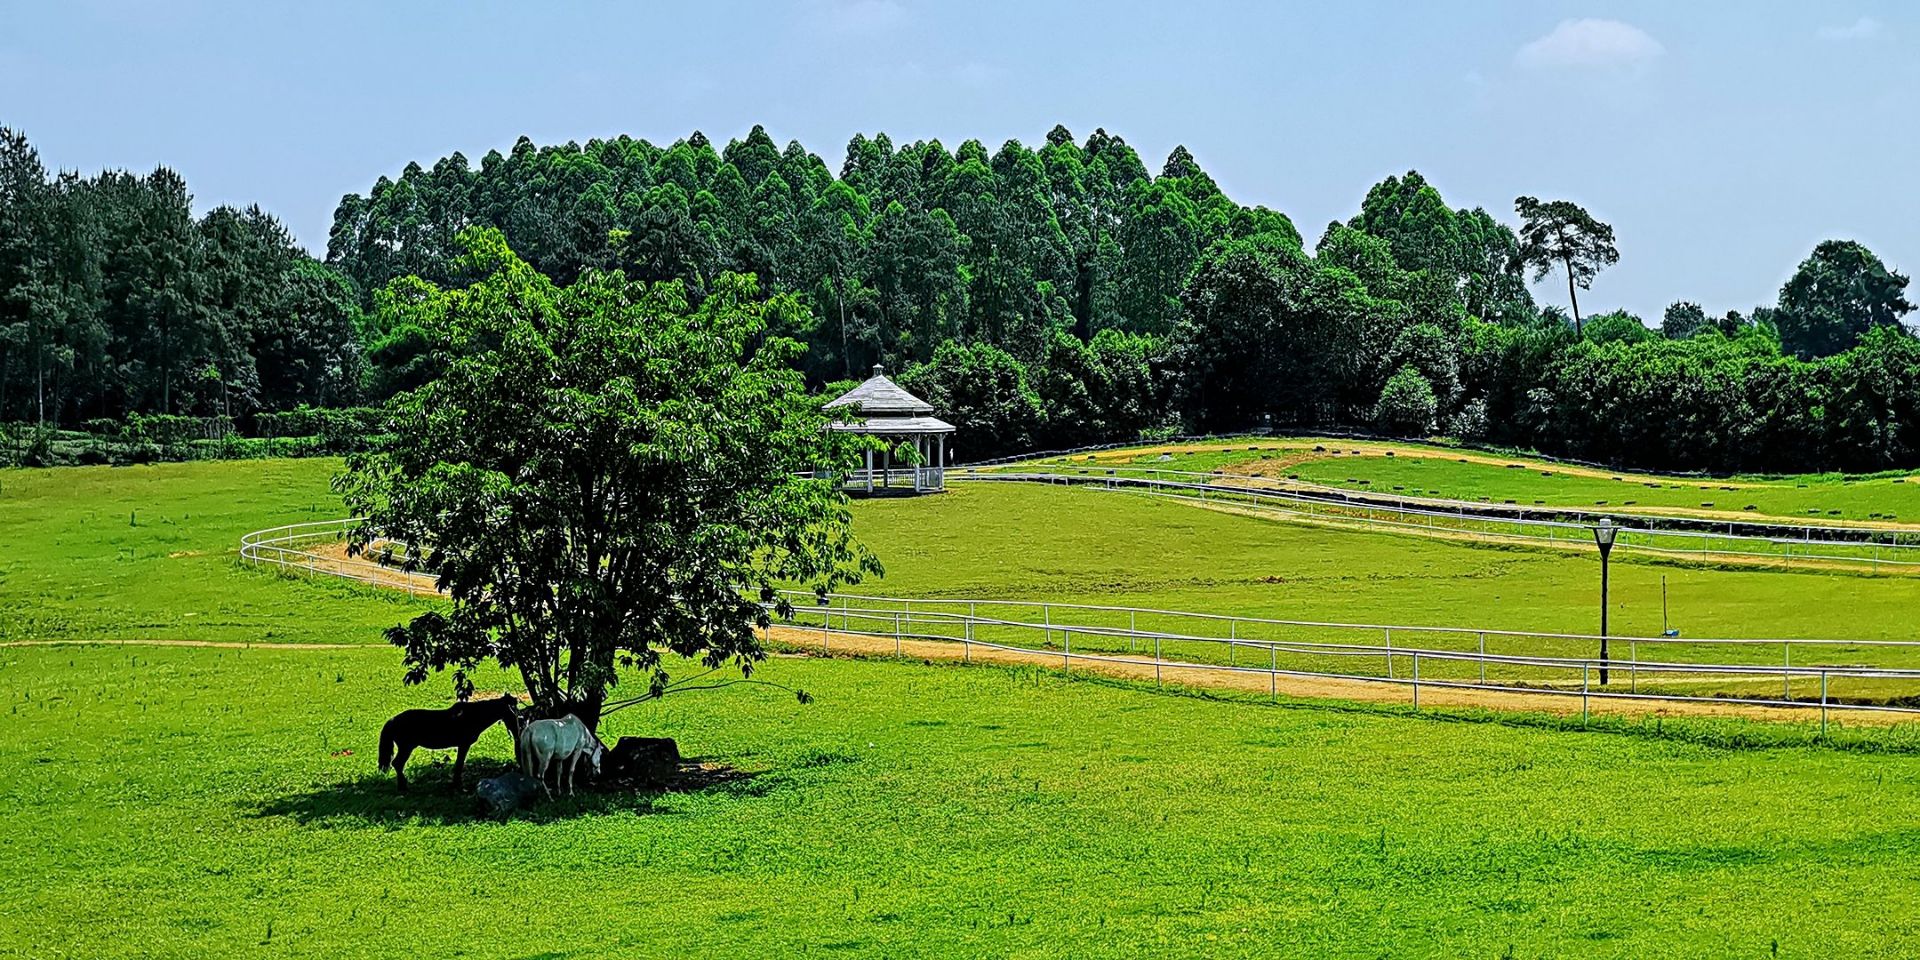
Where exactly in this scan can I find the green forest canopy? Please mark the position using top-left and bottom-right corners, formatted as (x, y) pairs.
(1, 123), (1914, 473)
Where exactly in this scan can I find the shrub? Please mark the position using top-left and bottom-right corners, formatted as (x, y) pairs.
(1375, 365), (1438, 437)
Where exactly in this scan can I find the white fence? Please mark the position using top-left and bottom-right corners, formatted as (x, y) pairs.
(240, 518), (436, 594)
(774, 592), (1920, 728)
(237, 519), (1920, 727)
(953, 469), (1920, 572)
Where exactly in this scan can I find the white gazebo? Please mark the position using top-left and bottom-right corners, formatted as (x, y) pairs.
(824, 364), (955, 493)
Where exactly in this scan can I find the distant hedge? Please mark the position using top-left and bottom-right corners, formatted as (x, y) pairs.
(0, 406), (390, 468)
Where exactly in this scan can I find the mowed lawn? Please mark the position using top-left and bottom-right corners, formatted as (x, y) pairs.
(857, 482), (1920, 648)
(12, 459), (1920, 648)
(1052, 437), (1920, 524)
(0, 460), (429, 646)
(6, 643), (1920, 958)
(9, 460), (1920, 955)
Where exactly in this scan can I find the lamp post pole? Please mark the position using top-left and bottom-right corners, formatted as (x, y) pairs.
(1593, 518), (1617, 685)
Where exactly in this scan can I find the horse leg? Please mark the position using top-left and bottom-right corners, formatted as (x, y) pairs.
(452, 742), (470, 791)
(393, 743), (415, 792)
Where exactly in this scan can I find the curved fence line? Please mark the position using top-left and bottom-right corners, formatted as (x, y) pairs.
(951, 470), (1920, 572)
(240, 518), (436, 594)
(1001, 463), (1920, 540)
(776, 598), (1920, 724)
(241, 519), (1920, 723)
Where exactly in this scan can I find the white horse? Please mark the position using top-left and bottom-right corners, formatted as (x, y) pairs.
(518, 714), (606, 797)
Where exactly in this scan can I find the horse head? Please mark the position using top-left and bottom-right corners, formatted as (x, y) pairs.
(486, 694), (525, 732)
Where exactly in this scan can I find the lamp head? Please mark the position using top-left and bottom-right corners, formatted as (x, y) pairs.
(1593, 518), (1618, 549)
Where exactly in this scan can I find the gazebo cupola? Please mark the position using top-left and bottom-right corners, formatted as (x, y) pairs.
(824, 364), (955, 493)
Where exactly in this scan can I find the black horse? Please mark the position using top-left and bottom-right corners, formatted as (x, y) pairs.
(378, 694), (522, 792)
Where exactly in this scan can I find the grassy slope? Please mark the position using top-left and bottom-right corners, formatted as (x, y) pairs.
(0, 460), (426, 645)
(11, 459), (1920, 650)
(857, 483), (1920, 646)
(1064, 438), (1920, 523)
(5, 644), (1920, 959)
(7, 460), (1920, 955)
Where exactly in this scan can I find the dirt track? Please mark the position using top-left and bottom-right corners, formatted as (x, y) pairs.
(763, 625), (1890, 726)
(232, 535), (1901, 727)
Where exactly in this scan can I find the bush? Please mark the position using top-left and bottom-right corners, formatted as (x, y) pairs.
(1447, 396), (1491, 441)
(1375, 366), (1438, 437)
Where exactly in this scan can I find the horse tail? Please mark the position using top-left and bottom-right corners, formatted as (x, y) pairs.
(378, 723), (396, 773)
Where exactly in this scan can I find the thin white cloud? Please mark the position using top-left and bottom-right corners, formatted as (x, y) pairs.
(1516, 19), (1665, 70)
(1819, 17), (1882, 40)
(953, 61), (1001, 88)
(824, 0), (905, 35)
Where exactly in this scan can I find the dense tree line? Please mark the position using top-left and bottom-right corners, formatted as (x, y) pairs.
(0, 129), (364, 425)
(6, 123), (1918, 474)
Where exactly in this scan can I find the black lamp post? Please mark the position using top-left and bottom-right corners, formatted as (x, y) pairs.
(1593, 518), (1617, 684)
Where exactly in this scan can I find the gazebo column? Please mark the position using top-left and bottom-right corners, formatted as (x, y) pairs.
(936, 434), (945, 490)
(864, 446), (874, 494)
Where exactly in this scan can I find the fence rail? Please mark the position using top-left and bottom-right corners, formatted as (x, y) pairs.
(240, 518), (436, 594)
(952, 469), (1920, 572)
(240, 521), (1920, 725)
(770, 592), (1920, 727)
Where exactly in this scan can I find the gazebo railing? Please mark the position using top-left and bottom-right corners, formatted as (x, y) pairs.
(838, 465), (947, 492)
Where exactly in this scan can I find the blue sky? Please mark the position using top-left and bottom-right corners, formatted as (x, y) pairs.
(4, 1), (1914, 322)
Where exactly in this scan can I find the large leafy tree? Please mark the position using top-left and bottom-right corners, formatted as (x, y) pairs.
(1774, 240), (1915, 360)
(1514, 196), (1619, 334)
(336, 229), (878, 729)
(899, 339), (1045, 458)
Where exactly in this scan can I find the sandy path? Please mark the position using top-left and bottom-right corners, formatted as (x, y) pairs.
(1061, 438), (1761, 487)
(1177, 498), (1909, 577)
(1212, 459), (1920, 530)
(223, 530), (1900, 726)
(764, 625), (1892, 727)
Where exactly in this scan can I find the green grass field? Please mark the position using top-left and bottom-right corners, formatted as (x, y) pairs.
(8, 459), (1920, 956)
(8, 643), (1920, 958)
(1018, 437), (1920, 525)
(0, 460), (430, 646)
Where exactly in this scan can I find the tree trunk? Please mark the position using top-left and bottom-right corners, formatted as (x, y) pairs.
(838, 274), (850, 379)
(566, 692), (607, 734)
(1564, 256), (1582, 335)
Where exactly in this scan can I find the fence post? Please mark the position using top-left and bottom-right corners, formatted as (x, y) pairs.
(1477, 632), (1486, 684)
(1820, 670), (1829, 737)
(822, 606), (830, 655)
(1269, 644), (1277, 702)
(1043, 603), (1051, 648)
(1783, 642), (1792, 701)
(1129, 609), (1137, 655)
(895, 612), (902, 656)
(1155, 636), (1163, 689)
(1630, 639), (1638, 693)
(1412, 652), (1420, 710)
(1063, 629), (1071, 671)
(1384, 628), (1394, 679)
(1581, 664), (1590, 725)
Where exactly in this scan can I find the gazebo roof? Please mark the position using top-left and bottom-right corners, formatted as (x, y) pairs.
(829, 415), (954, 435)
(824, 365), (934, 417)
